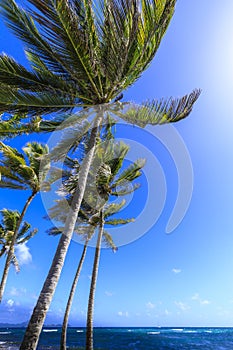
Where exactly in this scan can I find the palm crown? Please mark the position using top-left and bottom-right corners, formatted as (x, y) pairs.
(48, 139), (145, 238)
(0, 141), (50, 193)
(0, 0), (175, 109)
(0, 141), (52, 301)
(0, 0), (200, 136)
(0, 209), (37, 271)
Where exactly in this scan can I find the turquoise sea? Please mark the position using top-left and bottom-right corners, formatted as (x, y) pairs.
(1, 327), (233, 349)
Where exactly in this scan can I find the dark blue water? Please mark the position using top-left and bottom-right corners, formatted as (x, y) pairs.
(1, 327), (233, 349)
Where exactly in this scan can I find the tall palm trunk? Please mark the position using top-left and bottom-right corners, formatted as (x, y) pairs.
(0, 191), (36, 302)
(86, 212), (104, 350)
(20, 113), (102, 350)
(60, 241), (88, 350)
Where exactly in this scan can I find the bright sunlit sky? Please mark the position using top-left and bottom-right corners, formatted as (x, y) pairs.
(1, 0), (233, 327)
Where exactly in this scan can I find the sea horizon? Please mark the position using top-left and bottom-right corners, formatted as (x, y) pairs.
(1, 326), (233, 349)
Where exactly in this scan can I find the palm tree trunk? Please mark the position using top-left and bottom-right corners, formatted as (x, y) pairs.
(60, 241), (88, 350)
(20, 113), (103, 350)
(0, 191), (36, 302)
(86, 212), (104, 350)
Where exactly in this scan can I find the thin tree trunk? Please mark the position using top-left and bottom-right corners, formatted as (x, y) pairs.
(60, 241), (88, 350)
(86, 212), (104, 350)
(20, 113), (102, 350)
(0, 191), (36, 302)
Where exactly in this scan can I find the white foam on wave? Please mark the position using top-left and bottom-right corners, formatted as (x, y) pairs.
(147, 331), (160, 335)
(76, 330), (84, 333)
(43, 329), (58, 332)
(0, 341), (7, 344)
(0, 332), (11, 334)
(184, 330), (197, 333)
(171, 328), (184, 332)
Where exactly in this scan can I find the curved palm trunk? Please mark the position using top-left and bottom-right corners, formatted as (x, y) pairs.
(60, 241), (88, 350)
(86, 212), (104, 350)
(0, 191), (36, 302)
(20, 113), (102, 350)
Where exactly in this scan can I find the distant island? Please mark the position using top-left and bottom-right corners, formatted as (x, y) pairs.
(0, 322), (65, 328)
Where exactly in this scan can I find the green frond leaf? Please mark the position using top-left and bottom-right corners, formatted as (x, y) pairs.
(111, 182), (141, 196)
(0, 54), (77, 97)
(0, 141), (51, 192)
(0, 142), (26, 168)
(0, 83), (77, 116)
(49, 120), (91, 161)
(113, 158), (146, 187)
(103, 200), (126, 219)
(118, 89), (201, 127)
(105, 217), (134, 225)
(103, 230), (117, 251)
(17, 228), (38, 244)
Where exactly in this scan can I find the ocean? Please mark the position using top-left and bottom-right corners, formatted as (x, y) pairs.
(0, 327), (233, 349)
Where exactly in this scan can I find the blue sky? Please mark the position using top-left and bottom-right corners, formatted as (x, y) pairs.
(1, 0), (233, 327)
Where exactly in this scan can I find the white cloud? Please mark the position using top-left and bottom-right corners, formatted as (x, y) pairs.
(9, 287), (27, 297)
(7, 299), (14, 307)
(146, 301), (155, 309)
(15, 243), (32, 265)
(105, 291), (113, 297)
(117, 311), (129, 317)
(172, 268), (181, 274)
(200, 299), (211, 305)
(191, 293), (211, 305)
(174, 301), (190, 311)
(10, 287), (19, 297)
(191, 293), (199, 301)
(164, 309), (170, 316)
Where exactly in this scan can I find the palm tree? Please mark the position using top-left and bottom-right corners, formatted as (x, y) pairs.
(85, 142), (145, 350)
(0, 141), (50, 301)
(0, 209), (37, 275)
(47, 203), (96, 350)
(0, 1), (200, 348)
(48, 139), (144, 350)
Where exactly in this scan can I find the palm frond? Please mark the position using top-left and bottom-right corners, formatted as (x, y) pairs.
(0, 83), (77, 116)
(29, 0), (102, 100)
(22, 142), (50, 184)
(118, 89), (201, 127)
(0, 246), (6, 257)
(48, 120), (91, 162)
(0, 180), (26, 190)
(111, 182), (141, 196)
(103, 230), (117, 251)
(41, 166), (63, 191)
(112, 158), (146, 187)
(105, 217), (134, 225)
(0, 141), (52, 192)
(0, 209), (37, 257)
(101, 0), (176, 100)
(0, 209), (19, 232)
(17, 221), (31, 239)
(17, 228), (38, 244)
(0, 142), (26, 168)
(47, 226), (63, 236)
(0, 0), (179, 108)
(100, 141), (130, 178)
(0, 114), (42, 140)
(103, 200), (126, 219)
(0, 54), (77, 96)
(0, 165), (27, 190)
(0, 0), (75, 77)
